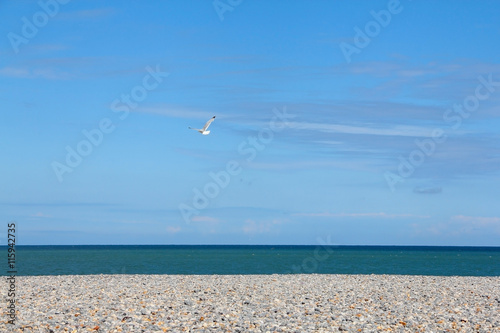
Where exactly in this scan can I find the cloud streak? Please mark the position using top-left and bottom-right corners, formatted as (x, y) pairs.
(166, 226), (181, 234)
(0, 66), (72, 80)
(242, 218), (283, 234)
(289, 121), (438, 138)
(136, 106), (215, 120)
(451, 215), (500, 225)
(57, 8), (115, 20)
(191, 216), (220, 223)
(293, 212), (430, 219)
(413, 186), (442, 194)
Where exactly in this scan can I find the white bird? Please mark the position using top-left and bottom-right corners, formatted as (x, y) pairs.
(189, 116), (216, 135)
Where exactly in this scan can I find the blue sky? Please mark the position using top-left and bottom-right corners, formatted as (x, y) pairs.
(1, 0), (500, 245)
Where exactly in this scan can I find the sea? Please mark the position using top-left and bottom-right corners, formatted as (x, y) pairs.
(3, 245), (499, 276)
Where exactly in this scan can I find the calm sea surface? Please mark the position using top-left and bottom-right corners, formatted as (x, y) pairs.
(3, 245), (499, 276)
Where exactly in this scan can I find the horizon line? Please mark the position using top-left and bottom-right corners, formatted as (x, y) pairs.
(5, 244), (500, 248)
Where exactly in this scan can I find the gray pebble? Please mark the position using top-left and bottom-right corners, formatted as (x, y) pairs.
(1, 274), (498, 332)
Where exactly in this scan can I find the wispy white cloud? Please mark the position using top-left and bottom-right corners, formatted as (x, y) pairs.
(449, 215), (500, 236)
(451, 215), (500, 225)
(0, 67), (29, 78)
(242, 218), (283, 234)
(191, 216), (220, 223)
(411, 215), (500, 239)
(313, 140), (343, 145)
(30, 212), (53, 218)
(57, 8), (115, 20)
(29, 44), (69, 53)
(294, 212), (430, 219)
(136, 106), (215, 120)
(413, 186), (442, 194)
(290, 121), (442, 138)
(1, 56), (145, 80)
(244, 159), (375, 172)
(338, 61), (500, 105)
(166, 226), (181, 234)
(115, 219), (156, 225)
(333, 60), (500, 81)
(0, 66), (72, 80)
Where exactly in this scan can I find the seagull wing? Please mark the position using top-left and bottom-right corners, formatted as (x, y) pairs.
(202, 116), (216, 131)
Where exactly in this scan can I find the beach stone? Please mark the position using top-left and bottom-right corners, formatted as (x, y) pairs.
(1, 275), (499, 332)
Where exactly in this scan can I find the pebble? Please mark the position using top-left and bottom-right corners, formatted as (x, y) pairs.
(0, 274), (499, 332)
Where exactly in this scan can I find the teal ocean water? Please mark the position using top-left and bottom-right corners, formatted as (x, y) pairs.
(3, 245), (500, 276)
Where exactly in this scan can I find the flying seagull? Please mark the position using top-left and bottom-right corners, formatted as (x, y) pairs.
(189, 116), (216, 135)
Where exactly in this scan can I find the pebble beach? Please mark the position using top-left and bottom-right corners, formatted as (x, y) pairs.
(2, 274), (499, 332)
